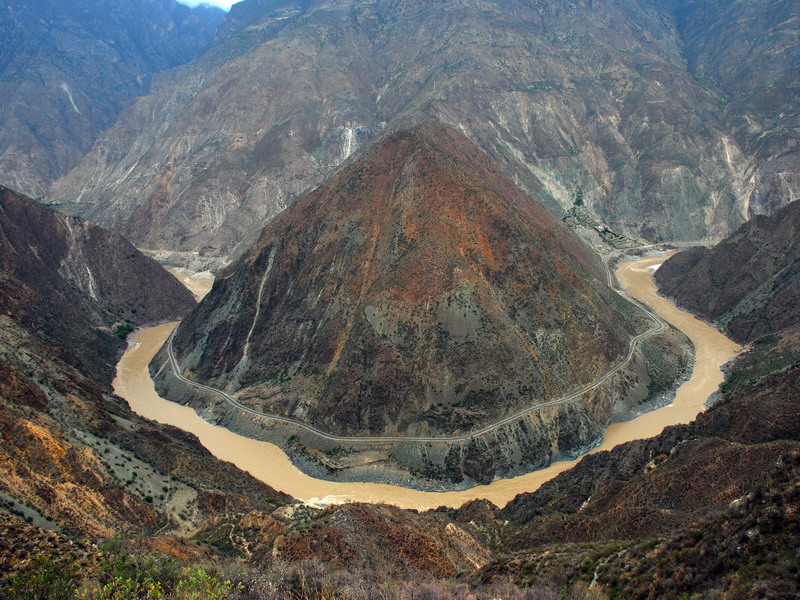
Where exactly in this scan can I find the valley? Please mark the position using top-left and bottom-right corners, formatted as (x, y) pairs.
(116, 254), (739, 509)
(0, 0), (797, 596)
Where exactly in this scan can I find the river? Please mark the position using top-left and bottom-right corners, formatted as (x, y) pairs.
(113, 258), (740, 510)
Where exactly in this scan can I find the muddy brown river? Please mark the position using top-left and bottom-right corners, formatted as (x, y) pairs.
(113, 258), (740, 510)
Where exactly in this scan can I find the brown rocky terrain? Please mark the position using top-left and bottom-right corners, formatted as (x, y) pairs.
(0, 185), (196, 384)
(0, 314), (290, 540)
(454, 361), (799, 598)
(48, 0), (798, 258)
(0, 0), (223, 199)
(166, 122), (643, 435)
(0, 216), (796, 597)
(0, 185), (292, 551)
(655, 199), (800, 343)
(152, 122), (688, 484)
(267, 502), (492, 579)
(135, 359), (800, 598)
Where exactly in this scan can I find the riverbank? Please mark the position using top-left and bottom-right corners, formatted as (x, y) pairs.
(114, 258), (739, 509)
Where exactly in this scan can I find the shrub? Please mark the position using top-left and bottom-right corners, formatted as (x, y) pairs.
(4, 554), (80, 600)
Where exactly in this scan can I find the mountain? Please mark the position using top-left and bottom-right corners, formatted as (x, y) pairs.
(0, 0), (224, 199)
(0, 185), (196, 384)
(482, 360), (800, 599)
(0, 314), (290, 539)
(0, 186), (291, 543)
(48, 0), (798, 258)
(667, 0), (800, 217)
(655, 199), (800, 343)
(154, 122), (691, 483)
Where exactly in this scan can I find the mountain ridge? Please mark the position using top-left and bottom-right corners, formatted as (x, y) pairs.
(0, 185), (197, 384)
(655, 199), (800, 343)
(0, 0), (224, 199)
(48, 0), (797, 258)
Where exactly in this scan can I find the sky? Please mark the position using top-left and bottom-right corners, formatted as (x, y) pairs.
(179, 0), (236, 10)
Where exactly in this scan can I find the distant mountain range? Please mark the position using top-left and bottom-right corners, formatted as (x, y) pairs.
(0, 0), (224, 199)
(34, 0), (798, 259)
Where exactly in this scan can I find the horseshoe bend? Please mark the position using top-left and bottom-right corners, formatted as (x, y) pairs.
(149, 122), (694, 489)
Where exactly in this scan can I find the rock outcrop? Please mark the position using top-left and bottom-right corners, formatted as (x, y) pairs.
(48, 0), (798, 257)
(655, 199), (800, 343)
(668, 0), (800, 218)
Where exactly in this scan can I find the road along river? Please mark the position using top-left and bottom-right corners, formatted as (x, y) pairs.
(113, 258), (740, 510)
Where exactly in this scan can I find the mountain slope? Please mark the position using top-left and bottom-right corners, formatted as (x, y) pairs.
(667, 0), (800, 217)
(0, 185), (196, 384)
(0, 0), (223, 199)
(166, 122), (643, 437)
(0, 187), (291, 541)
(0, 314), (291, 539)
(655, 199), (800, 343)
(49, 0), (774, 257)
(483, 361), (800, 599)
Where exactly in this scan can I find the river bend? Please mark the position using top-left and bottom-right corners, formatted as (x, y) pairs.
(113, 258), (740, 510)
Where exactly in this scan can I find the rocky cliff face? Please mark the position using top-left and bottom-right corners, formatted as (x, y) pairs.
(0, 185), (196, 384)
(166, 122), (643, 439)
(48, 0), (797, 258)
(0, 0), (223, 199)
(667, 0), (800, 217)
(655, 199), (800, 343)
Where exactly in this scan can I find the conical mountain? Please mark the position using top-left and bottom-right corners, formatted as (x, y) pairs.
(168, 122), (642, 437)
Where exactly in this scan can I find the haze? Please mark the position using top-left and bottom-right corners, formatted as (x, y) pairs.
(179, 0), (234, 10)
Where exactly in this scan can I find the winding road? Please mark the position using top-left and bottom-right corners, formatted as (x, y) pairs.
(118, 255), (740, 508)
(164, 252), (667, 445)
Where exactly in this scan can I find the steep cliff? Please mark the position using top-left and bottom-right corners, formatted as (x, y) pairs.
(655, 199), (800, 343)
(0, 185), (196, 384)
(49, 0), (789, 257)
(0, 0), (223, 198)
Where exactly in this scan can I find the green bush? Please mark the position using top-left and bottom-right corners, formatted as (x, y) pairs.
(4, 554), (79, 600)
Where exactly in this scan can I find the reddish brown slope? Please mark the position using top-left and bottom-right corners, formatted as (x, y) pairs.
(655, 199), (800, 343)
(170, 121), (642, 437)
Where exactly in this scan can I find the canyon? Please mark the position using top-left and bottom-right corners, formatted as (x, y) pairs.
(44, 0), (798, 261)
(0, 0), (798, 597)
(117, 253), (738, 510)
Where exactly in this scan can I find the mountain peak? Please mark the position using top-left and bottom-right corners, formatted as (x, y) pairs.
(168, 121), (642, 440)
